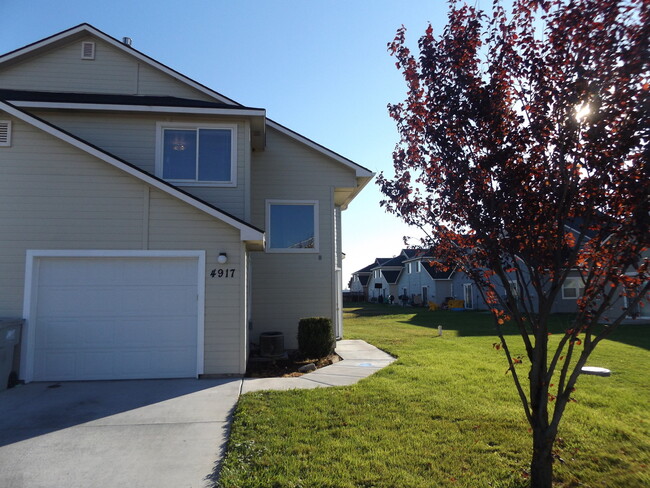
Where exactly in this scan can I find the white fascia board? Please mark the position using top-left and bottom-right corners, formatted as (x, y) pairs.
(11, 101), (266, 118)
(266, 119), (375, 179)
(0, 101), (264, 242)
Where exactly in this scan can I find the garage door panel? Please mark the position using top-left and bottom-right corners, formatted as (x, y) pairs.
(31, 256), (201, 381)
(37, 351), (76, 379)
(80, 351), (115, 377)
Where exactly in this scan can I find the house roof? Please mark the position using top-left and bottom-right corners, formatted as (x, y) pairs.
(358, 275), (370, 286)
(0, 89), (263, 111)
(0, 99), (265, 246)
(355, 258), (392, 274)
(422, 263), (454, 280)
(0, 89), (268, 151)
(382, 270), (402, 284)
(402, 249), (422, 259)
(0, 23), (375, 184)
(375, 254), (407, 268)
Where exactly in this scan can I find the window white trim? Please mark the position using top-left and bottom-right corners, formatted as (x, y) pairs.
(417, 261), (422, 273)
(21, 250), (205, 383)
(155, 122), (237, 187)
(508, 280), (520, 298)
(463, 283), (474, 309)
(407, 263), (412, 274)
(562, 278), (584, 300)
(265, 200), (319, 253)
(0, 120), (11, 146)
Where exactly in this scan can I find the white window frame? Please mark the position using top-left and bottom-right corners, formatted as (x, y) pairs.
(265, 200), (319, 253)
(508, 280), (520, 298)
(155, 122), (237, 187)
(407, 263), (412, 274)
(463, 283), (474, 309)
(562, 278), (584, 299)
(417, 261), (422, 273)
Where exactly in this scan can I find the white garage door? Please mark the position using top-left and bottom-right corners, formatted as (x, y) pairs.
(29, 255), (201, 381)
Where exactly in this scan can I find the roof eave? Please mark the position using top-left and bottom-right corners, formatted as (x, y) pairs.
(0, 100), (265, 239)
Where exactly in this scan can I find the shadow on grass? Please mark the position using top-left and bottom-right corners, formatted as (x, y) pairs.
(344, 302), (650, 351)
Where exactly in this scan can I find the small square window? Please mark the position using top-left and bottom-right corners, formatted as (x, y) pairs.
(267, 201), (318, 252)
(562, 278), (584, 299)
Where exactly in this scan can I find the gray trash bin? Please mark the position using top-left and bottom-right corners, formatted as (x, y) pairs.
(0, 319), (23, 390)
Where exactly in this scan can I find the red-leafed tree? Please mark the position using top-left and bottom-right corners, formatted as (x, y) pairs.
(378, 0), (649, 486)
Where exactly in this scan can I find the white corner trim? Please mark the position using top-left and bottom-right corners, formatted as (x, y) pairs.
(0, 101), (263, 243)
(21, 250), (206, 383)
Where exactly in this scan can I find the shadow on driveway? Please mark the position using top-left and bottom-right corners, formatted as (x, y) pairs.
(0, 378), (242, 488)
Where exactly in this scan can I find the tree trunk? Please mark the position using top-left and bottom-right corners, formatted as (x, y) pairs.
(530, 427), (554, 488)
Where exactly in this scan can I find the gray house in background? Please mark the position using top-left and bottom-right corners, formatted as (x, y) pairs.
(397, 254), (454, 307)
(367, 252), (412, 302)
(350, 257), (391, 300)
(0, 24), (373, 383)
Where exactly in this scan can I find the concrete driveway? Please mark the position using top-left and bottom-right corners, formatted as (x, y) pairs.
(0, 378), (241, 488)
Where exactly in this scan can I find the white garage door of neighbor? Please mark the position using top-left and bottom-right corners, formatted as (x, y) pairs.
(30, 256), (201, 381)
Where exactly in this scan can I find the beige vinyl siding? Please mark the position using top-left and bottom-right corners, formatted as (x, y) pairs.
(0, 36), (216, 101)
(147, 190), (247, 374)
(0, 116), (247, 374)
(250, 126), (357, 348)
(29, 110), (250, 220)
(135, 62), (216, 100)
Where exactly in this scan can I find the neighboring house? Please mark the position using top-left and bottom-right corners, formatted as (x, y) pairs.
(350, 258), (391, 300)
(367, 251), (412, 302)
(0, 24), (373, 382)
(397, 254), (454, 307)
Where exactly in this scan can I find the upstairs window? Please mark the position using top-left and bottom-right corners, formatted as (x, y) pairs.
(156, 123), (236, 186)
(266, 200), (318, 253)
(562, 278), (584, 299)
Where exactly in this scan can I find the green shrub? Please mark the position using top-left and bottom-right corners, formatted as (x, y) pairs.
(298, 317), (335, 359)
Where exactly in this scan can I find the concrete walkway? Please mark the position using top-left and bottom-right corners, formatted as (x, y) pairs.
(241, 339), (395, 393)
(0, 340), (392, 488)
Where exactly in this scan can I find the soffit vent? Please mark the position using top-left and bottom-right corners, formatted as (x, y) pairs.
(0, 121), (12, 147)
(81, 41), (95, 60)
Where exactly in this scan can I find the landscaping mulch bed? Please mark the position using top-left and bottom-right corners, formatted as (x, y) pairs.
(245, 351), (340, 378)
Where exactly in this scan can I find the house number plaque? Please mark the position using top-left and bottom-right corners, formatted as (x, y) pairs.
(210, 268), (235, 278)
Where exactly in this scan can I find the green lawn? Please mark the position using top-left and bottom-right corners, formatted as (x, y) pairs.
(218, 303), (650, 488)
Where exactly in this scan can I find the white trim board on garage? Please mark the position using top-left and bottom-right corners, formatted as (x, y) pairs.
(21, 250), (206, 383)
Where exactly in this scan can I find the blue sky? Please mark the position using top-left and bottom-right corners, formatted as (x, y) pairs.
(0, 0), (454, 284)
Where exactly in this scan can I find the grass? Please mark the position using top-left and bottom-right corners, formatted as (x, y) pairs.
(218, 303), (650, 488)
